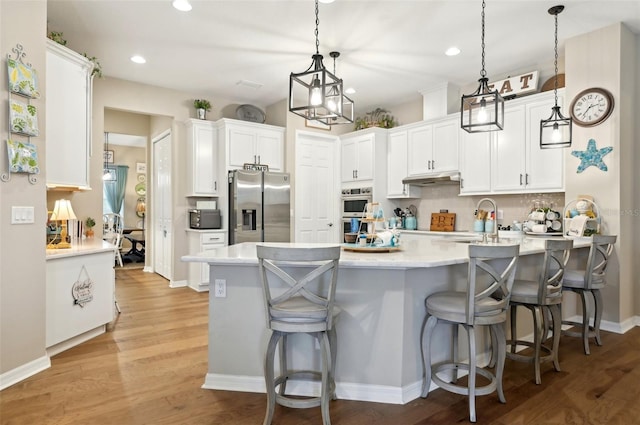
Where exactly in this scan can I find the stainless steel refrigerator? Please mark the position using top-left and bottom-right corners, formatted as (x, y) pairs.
(228, 169), (291, 245)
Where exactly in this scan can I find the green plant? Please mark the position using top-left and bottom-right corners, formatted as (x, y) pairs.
(85, 217), (96, 228)
(47, 31), (67, 45)
(354, 108), (397, 130)
(82, 54), (103, 78)
(194, 99), (212, 111)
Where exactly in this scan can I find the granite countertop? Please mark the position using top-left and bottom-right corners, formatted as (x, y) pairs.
(46, 240), (116, 260)
(182, 236), (591, 270)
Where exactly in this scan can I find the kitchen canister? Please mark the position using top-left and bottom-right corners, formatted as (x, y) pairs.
(473, 219), (485, 232)
(404, 215), (417, 230)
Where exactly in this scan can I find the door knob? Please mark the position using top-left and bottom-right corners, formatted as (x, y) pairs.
(328, 223), (333, 227)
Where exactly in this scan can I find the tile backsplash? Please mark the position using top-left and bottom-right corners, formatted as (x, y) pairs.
(395, 185), (565, 231)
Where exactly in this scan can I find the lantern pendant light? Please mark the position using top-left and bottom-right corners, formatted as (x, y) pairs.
(318, 51), (355, 125)
(460, 0), (504, 133)
(540, 5), (572, 148)
(103, 132), (117, 182)
(289, 0), (344, 122)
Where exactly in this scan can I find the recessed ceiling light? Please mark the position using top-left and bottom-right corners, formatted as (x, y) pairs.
(319, 0), (335, 3)
(130, 55), (146, 64)
(345, 87), (356, 95)
(445, 47), (461, 56)
(172, 0), (192, 12)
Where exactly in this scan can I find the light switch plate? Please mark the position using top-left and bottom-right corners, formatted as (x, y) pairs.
(11, 206), (35, 224)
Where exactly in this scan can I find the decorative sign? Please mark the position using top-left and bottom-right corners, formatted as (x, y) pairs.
(72, 265), (94, 307)
(571, 138), (613, 173)
(243, 163), (269, 171)
(488, 71), (539, 98)
(136, 162), (146, 173)
(103, 150), (114, 164)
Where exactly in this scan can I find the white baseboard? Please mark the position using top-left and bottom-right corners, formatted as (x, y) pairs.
(143, 266), (153, 273)
(170, 279), (188, 289)
(46, 326), (106, 357)
(203, 373), (424, 404)
(188, 282), (209, 292)
(0, 355), (50, 391)
(564, 315), (640, 334)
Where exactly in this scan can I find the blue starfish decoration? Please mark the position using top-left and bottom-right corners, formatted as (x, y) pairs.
(571, 139), (613, 173)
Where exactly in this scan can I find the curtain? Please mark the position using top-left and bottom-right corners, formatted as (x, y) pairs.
(104, 165), (129, 214)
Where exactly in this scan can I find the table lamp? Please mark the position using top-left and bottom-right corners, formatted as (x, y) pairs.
(49, 199), (77, 249)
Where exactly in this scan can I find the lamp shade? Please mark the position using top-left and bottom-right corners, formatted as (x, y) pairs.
(50, 199), (77, 221)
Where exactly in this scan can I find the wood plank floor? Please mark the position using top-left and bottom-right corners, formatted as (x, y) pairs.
(2, 268), (639, 424)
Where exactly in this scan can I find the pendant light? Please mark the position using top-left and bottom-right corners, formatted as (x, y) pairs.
(103, 132), (117, 182)
(460, 0), (504, 133)
(289, 0), (344, 122)
(318, 51), (354, 125)
(540, 5), (572, 148)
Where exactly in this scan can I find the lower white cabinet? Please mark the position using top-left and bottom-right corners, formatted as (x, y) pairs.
(187, 230), (226, 292)
(46, 244), (115, 354)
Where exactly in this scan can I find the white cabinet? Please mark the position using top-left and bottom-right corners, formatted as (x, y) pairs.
(459, 131), (492, 194)
(186, 119), (219, 196)
(46, 246), (115, 354)
(45, 39), (93, 189)
(187, 230), (226, 292)
(459, 90), (565, 195)
(341, 133), (374, 182)
(407, 117), (458, 176)
(492, 93), (564, 193)
(221, 119), (285, 171)
(387, 129), (420, 198)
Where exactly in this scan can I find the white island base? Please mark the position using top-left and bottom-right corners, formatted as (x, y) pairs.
(183, 237), (589, 404)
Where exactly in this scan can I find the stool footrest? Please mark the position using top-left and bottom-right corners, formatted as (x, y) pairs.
(431, 362), (497, 397)
(506, 339), (554, 364)
(272, 370), (324, 409)
(562, 321), (598, 339)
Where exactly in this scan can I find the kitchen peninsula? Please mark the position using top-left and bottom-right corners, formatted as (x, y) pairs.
(182, 236), (590, 404)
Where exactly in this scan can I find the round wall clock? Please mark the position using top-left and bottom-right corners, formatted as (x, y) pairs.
(570, 87), (614, 127)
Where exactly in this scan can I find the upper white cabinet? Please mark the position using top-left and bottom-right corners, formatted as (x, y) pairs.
(341, 132), (374, 182)
(459, 131), (492, 195)
(186, 119), (219, 196)
(221, 118), (285, 171)
(387, 129), (420, 198)
(459, 90), (565, 195)
(492, 92), (564, 193)
(46, 39), (93, 189)
(407, 116), (458, 176)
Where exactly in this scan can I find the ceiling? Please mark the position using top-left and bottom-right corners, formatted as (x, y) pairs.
(47, 1), (640, 113)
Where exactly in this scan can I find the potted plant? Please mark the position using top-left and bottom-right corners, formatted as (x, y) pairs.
(194, 99), (212, 120)
(85, 217), (96, 238)
(354, 108), (397, 130)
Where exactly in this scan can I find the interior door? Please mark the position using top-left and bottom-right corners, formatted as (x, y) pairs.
(153, 130), (172, 280)
(295, 130), (340, 243)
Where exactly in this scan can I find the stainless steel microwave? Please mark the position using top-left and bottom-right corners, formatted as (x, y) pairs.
(189, 209), (222, 229)
(341, 187), (372, 218)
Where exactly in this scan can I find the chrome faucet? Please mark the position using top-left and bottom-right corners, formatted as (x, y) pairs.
(476, 197), (499, 243)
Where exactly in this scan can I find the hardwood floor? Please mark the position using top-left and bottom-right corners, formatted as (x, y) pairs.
(2, 268), (639, 424)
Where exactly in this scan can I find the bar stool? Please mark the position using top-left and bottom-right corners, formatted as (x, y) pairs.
(562, 234), (617, 355)
(257, 244), (341, 425)
(420, 244), (519, 423)
(507, 239), (573, 384)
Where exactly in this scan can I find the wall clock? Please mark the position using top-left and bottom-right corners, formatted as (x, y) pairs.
(570, 87), (614, 127)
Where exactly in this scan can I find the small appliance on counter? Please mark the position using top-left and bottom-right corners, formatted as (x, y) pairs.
(189, 209), (222, 229)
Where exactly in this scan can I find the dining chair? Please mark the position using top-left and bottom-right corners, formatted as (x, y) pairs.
(562, 234), (617, 355)
(257, 244), (341, 425)
(420, 244), (519, 423)
(103, 213), (124, 267)
(507, 239), (573, 384)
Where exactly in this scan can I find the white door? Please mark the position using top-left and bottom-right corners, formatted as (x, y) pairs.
(295, 131), (340, 243)
(153, 130), (172, 280)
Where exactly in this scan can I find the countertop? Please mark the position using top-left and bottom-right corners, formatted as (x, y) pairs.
(182, 236), (591, 270)
(46, 240), (116, 260)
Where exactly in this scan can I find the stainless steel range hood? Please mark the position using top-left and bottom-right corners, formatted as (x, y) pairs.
(402, 171), (461, 186)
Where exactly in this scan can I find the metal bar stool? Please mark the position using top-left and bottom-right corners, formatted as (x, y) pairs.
(562, 234), (616, 354)
(507, 239), (573, 384)
(257, 244), (341, 425)
(420, 244), (520, 423)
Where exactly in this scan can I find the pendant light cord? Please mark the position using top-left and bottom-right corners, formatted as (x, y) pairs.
(553, 10), (559, 107)
(314, 0), (320, 55)
(480, 0), (486, 78)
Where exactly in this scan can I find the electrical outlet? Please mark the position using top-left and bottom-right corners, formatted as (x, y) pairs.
(497, 209), (504, 220)
(214, 279), (226, 298)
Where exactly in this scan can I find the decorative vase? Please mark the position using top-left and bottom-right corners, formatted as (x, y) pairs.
(85, 228), (94, 238)
(197, 108), (206, 120)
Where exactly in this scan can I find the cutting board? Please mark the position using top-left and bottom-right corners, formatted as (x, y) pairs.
(430, 213), (456, 231)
